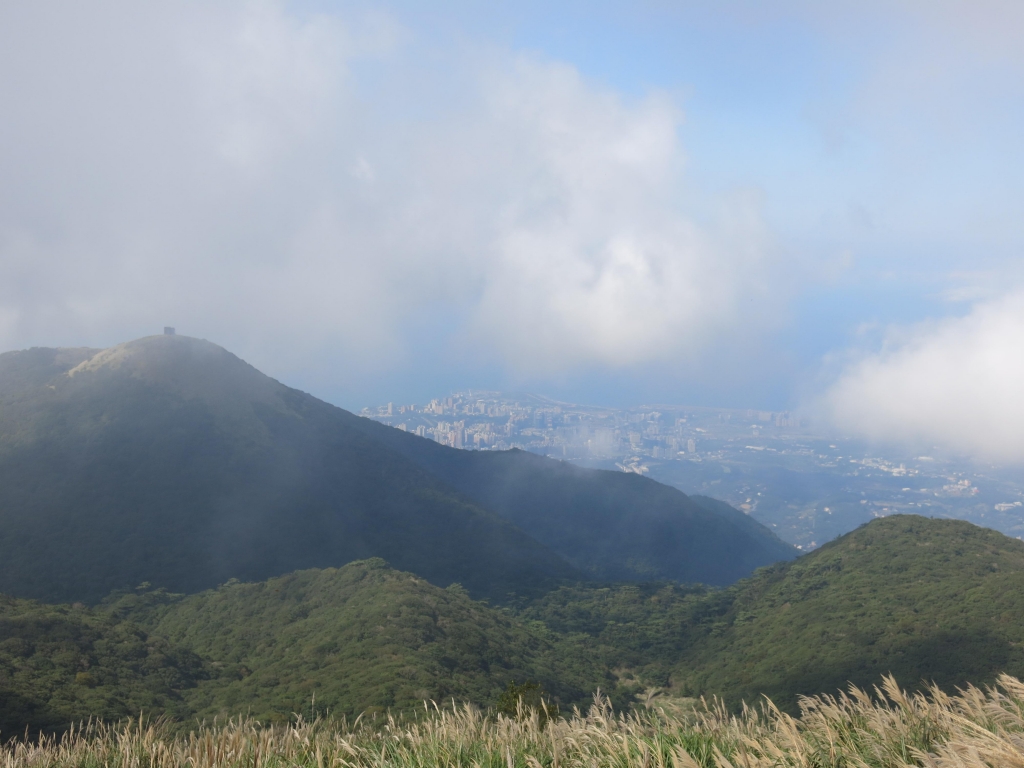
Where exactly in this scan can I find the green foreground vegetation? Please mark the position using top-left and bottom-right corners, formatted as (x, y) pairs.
(0, 595), (203, 734)
(0, 561), (615, 736)
(109, 563), (610, 723)
(5, 675), (1024, 768)
(6, 515), (1024, 738)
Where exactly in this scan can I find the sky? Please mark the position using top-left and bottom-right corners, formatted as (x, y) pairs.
(1, 1), (1023, 461)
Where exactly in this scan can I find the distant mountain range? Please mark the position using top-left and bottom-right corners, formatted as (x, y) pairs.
(0, 334), (795, 604)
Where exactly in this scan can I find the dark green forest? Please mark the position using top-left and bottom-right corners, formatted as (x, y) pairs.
(0, 596), (204, 734)
(6, 516), (1024, 735)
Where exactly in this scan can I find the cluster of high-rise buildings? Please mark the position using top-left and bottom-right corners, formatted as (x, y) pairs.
(364, 393), (1024, 551)
(362, 393), (806, 465)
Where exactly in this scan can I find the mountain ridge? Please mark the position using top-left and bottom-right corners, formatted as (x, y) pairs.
(346, 414), (796, 584)
(0, 336), (578, 602)
(0, 334), (794, 604)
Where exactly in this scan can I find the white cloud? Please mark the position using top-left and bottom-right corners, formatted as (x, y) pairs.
(819, 291), (1024, 463)
(465, 59), (774, 371)
(0, 1), (778, 385)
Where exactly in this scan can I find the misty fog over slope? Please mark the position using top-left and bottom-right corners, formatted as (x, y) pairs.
(0, 334), (794, 604)
(349, 420), (795, 584)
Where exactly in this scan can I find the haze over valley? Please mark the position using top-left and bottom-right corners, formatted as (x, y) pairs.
(366, 392), (1024, 549)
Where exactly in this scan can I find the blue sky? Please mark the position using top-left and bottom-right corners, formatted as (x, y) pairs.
(2, 1), (1023, 459)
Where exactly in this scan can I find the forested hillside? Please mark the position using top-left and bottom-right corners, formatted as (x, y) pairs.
(0, 594), (204, 735)
(6, 517), (1024, 734)
(110, 560), (613, 722)
(1, 560), (612, 735)
(521, 516), (1024, 710)
(0, 338), (576, 603)
(351, 426), (797, 584)
(672, 515), (1024, 708)
(0, 335), (793, 604)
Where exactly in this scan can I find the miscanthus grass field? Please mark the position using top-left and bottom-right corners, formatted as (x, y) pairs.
(5, 676), (1024, 768)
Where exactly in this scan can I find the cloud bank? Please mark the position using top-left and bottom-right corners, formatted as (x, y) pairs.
(0, 2), (776, 383)
(819, 291), (1024, 463)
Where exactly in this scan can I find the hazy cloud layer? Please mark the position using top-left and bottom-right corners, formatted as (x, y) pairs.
(0, 2), (777, 381)
(819, 292), (1024, 463)
(3, 0), (1024, 436)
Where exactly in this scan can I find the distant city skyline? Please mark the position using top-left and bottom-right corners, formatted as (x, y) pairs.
(366, 389), (1024, 550)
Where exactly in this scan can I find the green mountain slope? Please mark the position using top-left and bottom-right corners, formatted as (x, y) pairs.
(0, 594), (204, 736)
(349, 421), (797, 585)
(515, 581), (713, 693)
(0, 337), (578, 603)
(673, 515), (1024, 708)
(517, 516), (1024, 711)
(7, 516), (1024, 733)
(0, 335), (793, 603)
(1, 560), (613, 734)
(112, 560), (611, 722)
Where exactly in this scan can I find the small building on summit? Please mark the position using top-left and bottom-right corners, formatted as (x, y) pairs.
(164, 327), (175, 336)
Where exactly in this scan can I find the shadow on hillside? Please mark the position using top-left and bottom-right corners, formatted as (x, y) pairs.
(736, 627), (1019, 713)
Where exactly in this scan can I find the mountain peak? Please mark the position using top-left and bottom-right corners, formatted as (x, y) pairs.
(67, 334), (219, 377)
(53, 334), (286, 408)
